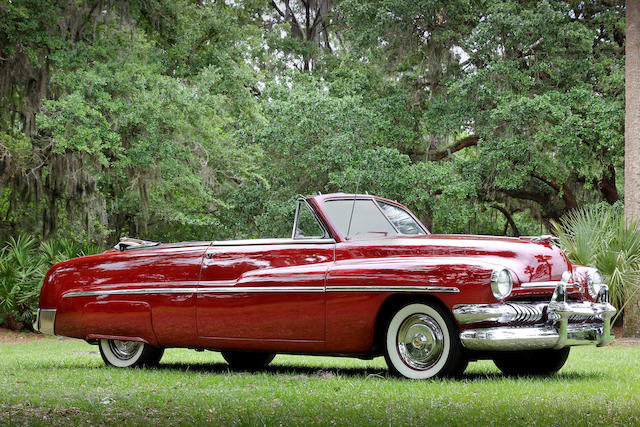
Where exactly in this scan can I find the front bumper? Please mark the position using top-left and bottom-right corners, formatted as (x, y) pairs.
(33, 309), (56, 335)
(453, 284), (616, 351)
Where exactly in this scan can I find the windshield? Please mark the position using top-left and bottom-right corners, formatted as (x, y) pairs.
(323, 200), (396, 238)
(377, 201), (426, 235)
(322, 198), (425, 238)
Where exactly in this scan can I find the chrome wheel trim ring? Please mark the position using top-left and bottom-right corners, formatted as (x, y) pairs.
(109, 340), (143, 360)
(397, 314), (444, 370)
(385, 303), (451, 379)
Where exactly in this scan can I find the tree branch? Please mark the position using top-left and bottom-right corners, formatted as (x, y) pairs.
(531, 173), (578, 210)
(490, 204), (520, 236)
(428, 135), (479, 161)
(499, 189), (548, 206)
(309, 4), (326, 34)
(270, 1), (286, 19)
(283, 0), (304, 40)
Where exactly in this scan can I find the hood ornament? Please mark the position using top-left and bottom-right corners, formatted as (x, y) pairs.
(114, 237), (159, 251)
(520, 235), (560, 245)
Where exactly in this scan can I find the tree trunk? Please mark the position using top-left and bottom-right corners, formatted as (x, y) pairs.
(624, 0), (640, 337)
(598, 165), (619, 205)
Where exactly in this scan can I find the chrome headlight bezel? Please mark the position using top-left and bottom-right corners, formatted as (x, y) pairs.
(561, 271), (573, 283)
(491, 268), (513, 300)
(586, 269), (604, 300)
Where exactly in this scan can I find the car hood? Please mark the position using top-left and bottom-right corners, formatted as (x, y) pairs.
(343, 234), (570, 284)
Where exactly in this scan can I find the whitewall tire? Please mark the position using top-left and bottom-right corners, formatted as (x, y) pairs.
(384, 302), (467, 379)
(98, 339), (164, 368)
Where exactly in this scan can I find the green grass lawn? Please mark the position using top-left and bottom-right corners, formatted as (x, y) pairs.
(1, 335), (639, 426)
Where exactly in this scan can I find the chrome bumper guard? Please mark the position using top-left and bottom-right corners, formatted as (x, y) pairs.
(33, 309), (56, 335)
(453, 284), (616, 351)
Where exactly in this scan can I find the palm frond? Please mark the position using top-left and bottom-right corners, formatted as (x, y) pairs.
(555, 205), (640, 311)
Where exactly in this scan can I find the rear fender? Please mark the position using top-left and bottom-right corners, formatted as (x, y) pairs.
(56, 299), (158, 346)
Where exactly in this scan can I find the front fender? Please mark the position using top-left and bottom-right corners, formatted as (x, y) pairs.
(324, 257), (504, 354)
(326, 256), (504, 305)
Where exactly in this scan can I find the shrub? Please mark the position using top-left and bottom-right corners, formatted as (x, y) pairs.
(0, 236), (45, 330)
(553, 205), (640, 314)
(0, 236), (101, 331)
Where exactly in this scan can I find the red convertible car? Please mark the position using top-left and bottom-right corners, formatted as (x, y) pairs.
(34, 193), (616, 379)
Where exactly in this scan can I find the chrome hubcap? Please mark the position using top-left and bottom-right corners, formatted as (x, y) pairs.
(109, 340), (142, 360)
(397, 314), (444, 370)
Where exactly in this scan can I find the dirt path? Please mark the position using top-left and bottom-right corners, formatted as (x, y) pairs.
(610, 326), (640, 346)
(0, 328), (49, 344)
(611, 337), (640, 346)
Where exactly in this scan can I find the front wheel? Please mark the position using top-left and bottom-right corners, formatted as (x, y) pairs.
(221, 351), (276, 371)
(493, 348), (570, 376)
(384, 302), (468, 379)
(98, 339), (164, 368)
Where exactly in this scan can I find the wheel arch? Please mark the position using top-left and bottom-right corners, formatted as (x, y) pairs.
(372, 293), (454, 355)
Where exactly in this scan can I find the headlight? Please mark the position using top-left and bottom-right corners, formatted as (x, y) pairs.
(491, 268), (513, 300)
(587, 269), (604, 300)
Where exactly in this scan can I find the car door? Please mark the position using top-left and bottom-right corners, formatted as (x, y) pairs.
(196, 241), (334, 342)
(196, 200), (335, 344)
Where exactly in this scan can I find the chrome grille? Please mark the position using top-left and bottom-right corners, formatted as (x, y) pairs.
(503, 303), (545, 323)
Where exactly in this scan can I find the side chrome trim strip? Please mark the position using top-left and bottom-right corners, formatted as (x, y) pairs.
(63, 286), (325, 298)
(63, 285), (459, 298)
(211, 238), (336, 246)
(326, 286), (459, 293)
(200, 286), (325, 293)
(63, 288), (199, 298)
(197, 280), (236, 287)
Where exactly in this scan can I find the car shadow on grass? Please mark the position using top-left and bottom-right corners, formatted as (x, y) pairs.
(461, 371), (602, 381)
(152, 362), (602, 382)
(155, 361), (387, 378)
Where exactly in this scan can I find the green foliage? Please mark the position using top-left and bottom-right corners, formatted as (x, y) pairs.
(30, 7), (264, 243)
(0, 236), (44, 328)
(338, 0), (625, 222)
(0, 236), (100, 330)
(1, 1), (266, 244)
(421, 0), (624, 218)
(553, 205), (640, 311)
(0, 1), (628, 250)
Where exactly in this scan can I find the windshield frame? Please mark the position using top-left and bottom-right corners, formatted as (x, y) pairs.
(313, 195), (429, 241)
(291, 198), (332, 240)
(374, 199), (429, 237)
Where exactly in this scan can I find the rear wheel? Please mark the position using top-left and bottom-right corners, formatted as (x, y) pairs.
(98, 339), (164, 368)
(221, 351), (276, 371)
(493, 348), (570, 376)
(384, 302), (468, 379)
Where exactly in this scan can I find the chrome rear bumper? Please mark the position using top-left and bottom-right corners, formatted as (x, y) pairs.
(453, 284), (616, 351)
(33, 309), (56, 335)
